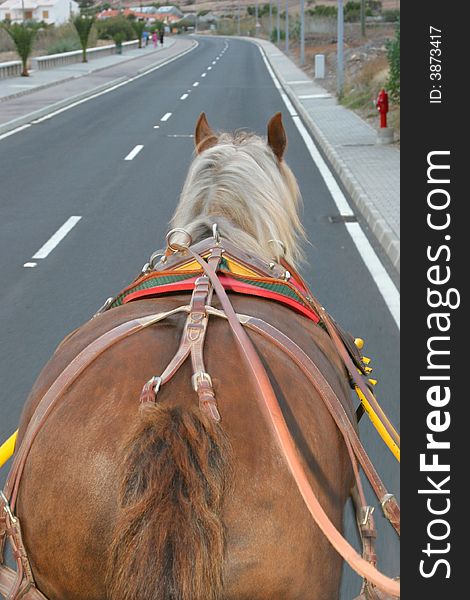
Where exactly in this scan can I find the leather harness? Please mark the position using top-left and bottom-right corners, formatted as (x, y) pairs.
(0, 236), (400, 600)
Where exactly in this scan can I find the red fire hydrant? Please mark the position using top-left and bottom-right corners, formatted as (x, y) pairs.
(376, 89), (389, 129)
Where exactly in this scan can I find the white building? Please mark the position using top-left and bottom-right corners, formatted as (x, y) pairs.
(0, 0), (79, 25)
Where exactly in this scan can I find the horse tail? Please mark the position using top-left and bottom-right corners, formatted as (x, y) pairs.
(107, 403), (231, 600)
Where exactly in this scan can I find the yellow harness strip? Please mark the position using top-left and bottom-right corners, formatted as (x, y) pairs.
(0, 431), (17, 469)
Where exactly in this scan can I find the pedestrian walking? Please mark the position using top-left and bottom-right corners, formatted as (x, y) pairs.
(152, 31), (157, 48)
(143, 30), (149, 47)
(159, 28), (164, 46)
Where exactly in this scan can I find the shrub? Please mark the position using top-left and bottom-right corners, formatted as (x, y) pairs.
(383, 9), (400, 23)
(47, 37), (81, 54)
(271, 27), (285, 42)
(97, 16), (135, 42)
(386, 22), (400, 103)
(307, 5), (337, 17)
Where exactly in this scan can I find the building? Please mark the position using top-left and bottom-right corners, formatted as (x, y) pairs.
(0, 0), (79, 25)
(155, 6), (183, 24)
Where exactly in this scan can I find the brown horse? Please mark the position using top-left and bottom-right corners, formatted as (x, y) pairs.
(9, 114), (356, 600)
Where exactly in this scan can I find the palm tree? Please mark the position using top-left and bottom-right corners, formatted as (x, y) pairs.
(73, 15), (95, 63)
(131, 20), (146, 49)
(1, 23), (36, 77)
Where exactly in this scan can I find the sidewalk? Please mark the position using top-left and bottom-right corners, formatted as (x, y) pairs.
(0, 37), (195, 134)
(254, 38), (400, 274)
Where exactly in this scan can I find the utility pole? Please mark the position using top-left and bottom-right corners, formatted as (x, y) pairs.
(237, 0), (241, 35)
(269, 0), (272, 40)
(276, 0), (280, 44)
(285, 0), (289, 53)
(337, 0), (344, 97)
(360, 0), (366, 37)
(300, 0), (305, 66)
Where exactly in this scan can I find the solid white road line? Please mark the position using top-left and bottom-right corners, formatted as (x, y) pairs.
(180, 93), (189, 100)
(124, 145), (144, 160)
(0, 124), (31, 141)
(258, 46), (400, 330)
(32, 216), (82, 260)
(161, 112), (172, 121)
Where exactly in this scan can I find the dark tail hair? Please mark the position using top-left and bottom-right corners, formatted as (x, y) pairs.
(107, 403), (231, 600)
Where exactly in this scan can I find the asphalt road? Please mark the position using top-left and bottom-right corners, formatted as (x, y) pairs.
(0, 36), (399, 598)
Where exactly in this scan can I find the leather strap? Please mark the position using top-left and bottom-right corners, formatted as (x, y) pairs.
(187, 249), (400, 598)
(140, 248), (223, 422)
(241, 315), (400, 536)
(282, 262), (400, 451)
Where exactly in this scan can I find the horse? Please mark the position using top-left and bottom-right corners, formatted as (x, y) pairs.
(3, 113), (366, 600)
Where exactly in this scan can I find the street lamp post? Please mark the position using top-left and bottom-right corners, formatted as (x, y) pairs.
(337, 0), (344, 97)
(361, 0), (366, 37)
(285, 0), (289, 52)
(300, 0), (305, 66)
(237, 0), (241, 35)
(269, 1), (272, 40)
(276, 0), (280, 44)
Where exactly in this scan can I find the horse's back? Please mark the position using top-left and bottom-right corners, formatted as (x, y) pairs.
(17, 294), (353, 600)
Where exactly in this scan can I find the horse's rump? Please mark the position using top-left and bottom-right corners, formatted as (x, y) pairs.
(15, 293), (352, 600)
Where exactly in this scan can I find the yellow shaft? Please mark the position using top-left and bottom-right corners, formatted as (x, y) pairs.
(0, 430), (17, 469)
(355, 387), (400, 462)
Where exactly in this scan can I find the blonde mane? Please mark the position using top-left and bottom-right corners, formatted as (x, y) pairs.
(170, 130), (306, 267)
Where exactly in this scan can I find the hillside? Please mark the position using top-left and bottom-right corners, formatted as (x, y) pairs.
(102, 0), (400, 17)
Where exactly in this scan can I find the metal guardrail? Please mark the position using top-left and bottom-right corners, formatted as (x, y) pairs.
(0, 61), (22, 79)
(0, 40), (140, 78)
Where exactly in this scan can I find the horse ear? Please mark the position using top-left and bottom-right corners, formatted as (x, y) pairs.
(267, 112), (287, 161)
(195, 113), (218, 154)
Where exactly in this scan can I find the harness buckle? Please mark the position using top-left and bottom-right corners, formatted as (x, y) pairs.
(93, 297), (114, 317)
(359, 505), (375, 527)
(0, 491), (17, 524)
(380, 493), (396, 517)
(192, 371), (212, 392)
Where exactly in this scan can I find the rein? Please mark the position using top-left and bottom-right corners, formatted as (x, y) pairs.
(0, 236), (400, 600)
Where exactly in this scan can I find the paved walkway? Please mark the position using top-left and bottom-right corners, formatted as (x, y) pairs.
(254, 38), (400, 273)
(0, 35), (399, 273)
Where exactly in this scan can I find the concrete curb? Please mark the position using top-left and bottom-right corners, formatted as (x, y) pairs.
(251, 39), (400, 274)
(0, 73), (80, 104)
(0, 39), (197, 138)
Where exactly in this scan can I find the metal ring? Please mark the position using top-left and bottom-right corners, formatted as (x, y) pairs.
(149, 251), (166, 269)
(267, 239), (286, 257)
(166, 228), (193, 253)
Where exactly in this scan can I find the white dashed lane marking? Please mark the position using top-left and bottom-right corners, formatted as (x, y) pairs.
(32, 216), (82, 260)
(124, 145), (144, 160)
